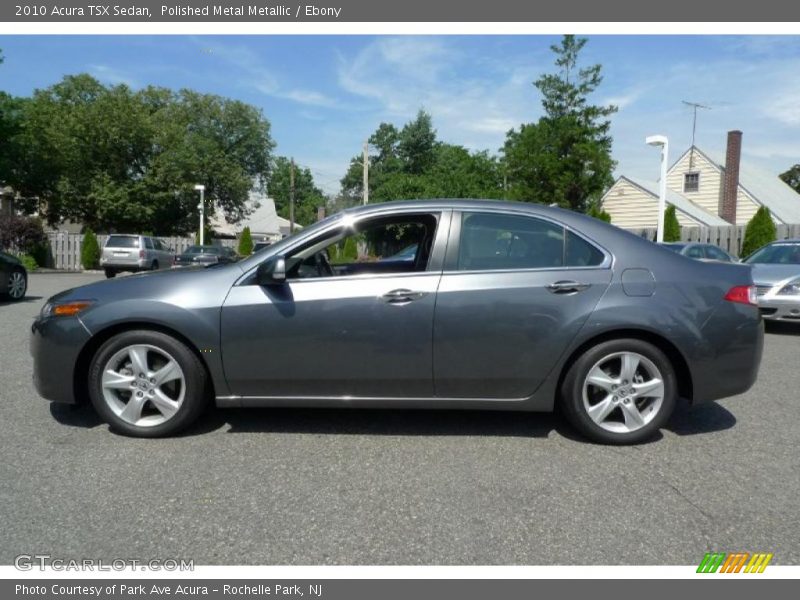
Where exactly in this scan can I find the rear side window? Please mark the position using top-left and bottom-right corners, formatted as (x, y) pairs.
(106, 235), (139, 248)
(457, 212), (605, 271)
(704, 246), (730, 261)
(686, 245), (704, 259)
(144, 237), (154, 249)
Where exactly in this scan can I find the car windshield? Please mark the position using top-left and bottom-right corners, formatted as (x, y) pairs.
(106, 235), (139, 248)
(186, 246), (222, 255)
(744, 243), (800, 265)
(661, 244), (686, 253)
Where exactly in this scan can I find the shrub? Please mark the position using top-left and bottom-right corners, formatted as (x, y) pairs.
(15, 253), (38, 272)
(741, 206), (777, 257)
(238, 226), (254, 256)
(342, 236), (358, 261)
(0, 214), (46, 255)
(663, 205), (681, 242)
(81, 229), (101, 270)
(587, 204), (611, 223)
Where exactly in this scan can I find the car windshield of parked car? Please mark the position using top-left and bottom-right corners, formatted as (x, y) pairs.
(106, 235), (139, 248)
(186, 245), (222, 255)
(744, 243), (800, 265)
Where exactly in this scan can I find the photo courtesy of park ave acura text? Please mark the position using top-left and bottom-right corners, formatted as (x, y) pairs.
(1, 32), (799, 568)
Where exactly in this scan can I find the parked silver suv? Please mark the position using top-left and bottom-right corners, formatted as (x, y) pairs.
(101, 234), (174, 278)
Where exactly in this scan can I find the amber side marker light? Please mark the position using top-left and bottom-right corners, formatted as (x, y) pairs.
(52, 301), (94, 317)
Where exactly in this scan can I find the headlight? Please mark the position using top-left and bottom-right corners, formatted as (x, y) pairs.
(778, 280), (800, 296)
(41, 300), (95, 318)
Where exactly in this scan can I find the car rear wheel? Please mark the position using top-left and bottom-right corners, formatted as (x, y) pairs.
(104, 268), (116, 278)
(560, 339), (677, 445)
(88, 330), (208, 437)
(6, 268), (27, 301)
(151, 260), (159, 271)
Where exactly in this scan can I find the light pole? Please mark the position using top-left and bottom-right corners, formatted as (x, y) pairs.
(194, 184), (205, 245)
(645, 135), (669, 243)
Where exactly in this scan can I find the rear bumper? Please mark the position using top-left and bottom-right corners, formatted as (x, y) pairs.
(30, 316), (91, 404)
(691, 305), (764, 404)
(100, 258), (148, 270)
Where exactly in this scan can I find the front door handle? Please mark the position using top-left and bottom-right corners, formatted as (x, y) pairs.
(382, 288), (426, 304)
(546, 280), (591, 294)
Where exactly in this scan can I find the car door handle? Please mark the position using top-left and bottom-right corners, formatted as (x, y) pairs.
(382, 288), (426, 303)
(546, 280), (591, 294)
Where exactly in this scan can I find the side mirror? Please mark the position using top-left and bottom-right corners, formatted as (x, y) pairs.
(256, 256), (286, 285)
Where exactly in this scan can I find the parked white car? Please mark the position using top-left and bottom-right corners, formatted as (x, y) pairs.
(100, 234), (174, 278)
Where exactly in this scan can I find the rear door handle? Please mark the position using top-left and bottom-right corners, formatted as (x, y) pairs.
(382, 288), (426, 304)
(546, 280), (591, 294)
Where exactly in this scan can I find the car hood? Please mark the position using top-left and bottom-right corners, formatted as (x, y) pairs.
(49, 263), (244, 305)
(749, 263), (800, 285)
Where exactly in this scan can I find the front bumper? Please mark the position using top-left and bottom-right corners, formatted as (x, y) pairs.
(30, 315), (92, 404)
(757, 296), (800, 321)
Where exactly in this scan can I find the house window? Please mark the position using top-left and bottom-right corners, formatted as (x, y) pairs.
(684, 172), (700, 193)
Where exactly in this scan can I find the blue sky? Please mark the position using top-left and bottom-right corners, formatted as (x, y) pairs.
(1, 35), (799, 194)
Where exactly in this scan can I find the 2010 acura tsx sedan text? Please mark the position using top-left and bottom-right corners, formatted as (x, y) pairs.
(31, 200), (764, 444)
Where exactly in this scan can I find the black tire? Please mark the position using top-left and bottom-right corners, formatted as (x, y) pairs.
(4, 267), (27, 301)
(560, 338), (677, 445)
(104, 268), (116, 278)
(151, 260), (159, 271)
(88, 330), (209, 437)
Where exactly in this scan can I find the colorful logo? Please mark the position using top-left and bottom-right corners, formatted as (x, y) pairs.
(697, 552), (773, 573)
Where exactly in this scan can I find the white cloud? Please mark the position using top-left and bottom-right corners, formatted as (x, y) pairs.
(89, 64), (137, 87)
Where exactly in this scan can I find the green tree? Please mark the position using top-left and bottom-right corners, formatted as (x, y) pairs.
(663, 205), (681, 242)
(5, 75), (274, 235)
(339, 111), (503, 204)
(269, 157), (326, 226)
(238, 226), (254, 256)
(503, 35), (617, 211)
(81, 229), (101, 270)
(780, 164), (800, 194)
(741, 206), (777, 257)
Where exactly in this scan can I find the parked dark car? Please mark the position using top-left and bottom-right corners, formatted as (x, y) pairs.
(1, 252), (27, 301)
(659, 242), (736, 262)
(31, 200), (764, 444)
(253, 241), (272, 253)
(742, 239), (800, 321)
(173, 245), (239, 267)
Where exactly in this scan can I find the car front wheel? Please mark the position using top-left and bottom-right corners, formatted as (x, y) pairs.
(88, 330), (208, 437)
(560, 339), (677, 445)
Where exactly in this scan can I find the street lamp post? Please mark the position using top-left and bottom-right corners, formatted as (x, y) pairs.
(194, 184), (205, 245)
(645, 135), (669, 243)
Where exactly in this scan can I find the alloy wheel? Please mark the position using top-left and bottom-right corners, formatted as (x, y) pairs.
(8, 271), (26, 299)
(581, 351), (665, 434)
(100, 344), (185, 427)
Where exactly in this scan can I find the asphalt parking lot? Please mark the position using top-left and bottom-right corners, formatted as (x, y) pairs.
(1, 272), (799, 565)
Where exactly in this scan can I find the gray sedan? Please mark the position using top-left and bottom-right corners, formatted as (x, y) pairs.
(31, 200), (764, 444)
(743, 239), (800, 322)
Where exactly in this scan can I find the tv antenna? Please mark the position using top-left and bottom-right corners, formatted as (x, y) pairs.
(682, 100), (711, 168)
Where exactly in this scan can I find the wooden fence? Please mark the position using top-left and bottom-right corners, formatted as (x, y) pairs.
(626, 224), (800, 258)
(45, 233), (236, 271)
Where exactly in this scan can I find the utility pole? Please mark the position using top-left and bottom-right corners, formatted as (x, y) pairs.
(682, 100), (711, 169)
(362, 140), (369, 205)
(289, 158), (295, 234)
(194, 184), (205, 245)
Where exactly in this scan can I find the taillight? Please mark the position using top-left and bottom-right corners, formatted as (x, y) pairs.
(725, 285), (757, 306)
(139, 249), (145, 259)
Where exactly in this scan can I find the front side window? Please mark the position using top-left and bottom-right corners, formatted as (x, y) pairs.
(286, 213), (439, 280)
(457, 212), (604, 271)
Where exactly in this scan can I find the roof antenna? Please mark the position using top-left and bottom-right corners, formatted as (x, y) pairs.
(682, 100), (711, 169)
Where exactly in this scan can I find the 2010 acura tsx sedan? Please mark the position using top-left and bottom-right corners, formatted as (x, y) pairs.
(31, 200), (764, 444)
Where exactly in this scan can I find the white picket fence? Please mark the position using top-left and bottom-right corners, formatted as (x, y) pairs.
(45, 233), (237, 271)
(626, 224), (800, 258)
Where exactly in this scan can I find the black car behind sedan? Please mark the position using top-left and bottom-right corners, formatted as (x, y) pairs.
(173, 245), (238, 267)
(1, 252), (28, 301)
